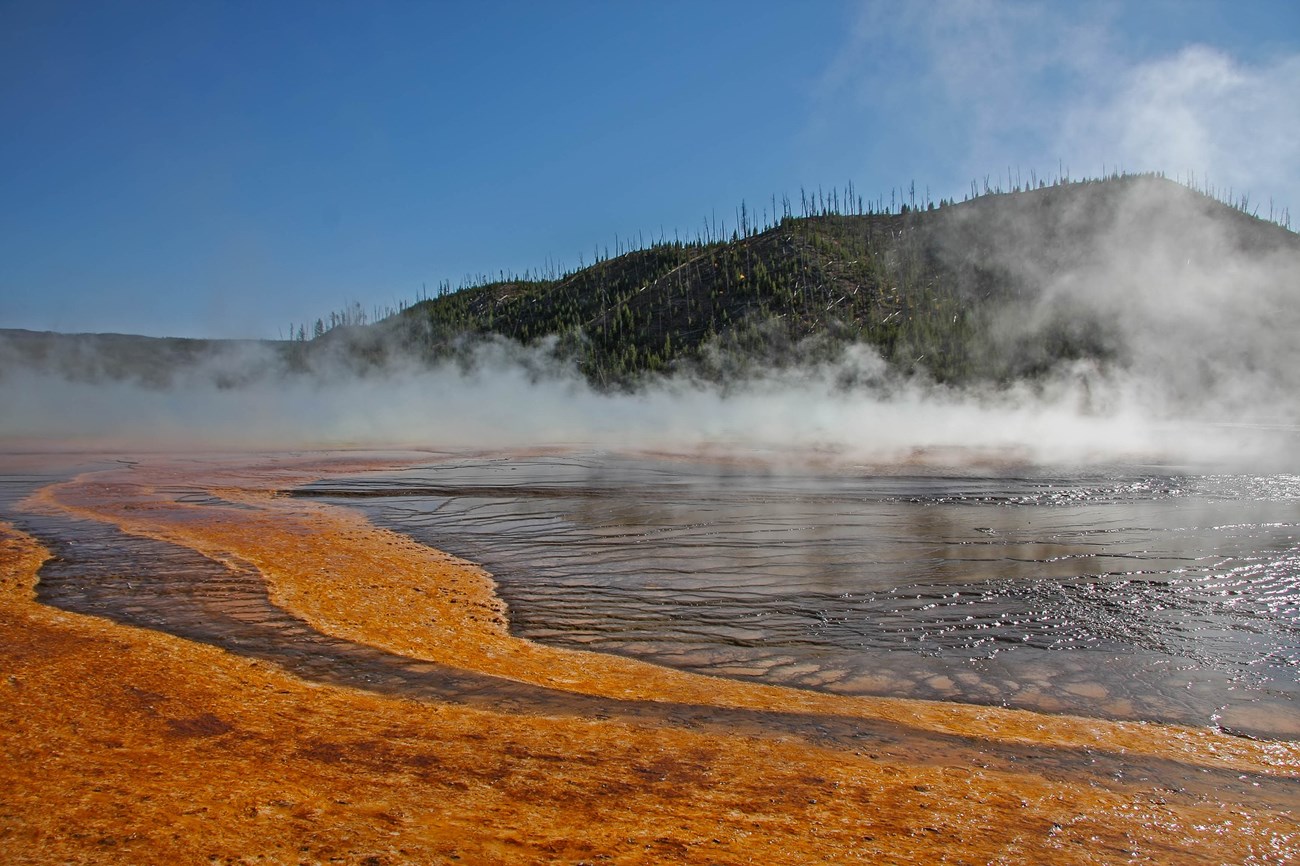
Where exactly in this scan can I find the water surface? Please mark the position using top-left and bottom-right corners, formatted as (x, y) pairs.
(297, 451), (1300, 737)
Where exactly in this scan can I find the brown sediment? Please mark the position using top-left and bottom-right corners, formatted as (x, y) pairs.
(3, 453), (1299, 864)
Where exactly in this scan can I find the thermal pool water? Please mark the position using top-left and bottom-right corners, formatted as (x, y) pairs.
(6, 451), (1300, 864)
(296, 451), (1300, 739)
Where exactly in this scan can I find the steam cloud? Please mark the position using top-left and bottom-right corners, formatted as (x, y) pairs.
(824, 2), (1300, 219)
(1060, 46), (1300, 219)
(2, 178), (1298, 470)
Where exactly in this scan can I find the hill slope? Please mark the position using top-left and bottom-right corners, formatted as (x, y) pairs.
(371, 174), (1299, 388)
(5, 174), (1297, 399)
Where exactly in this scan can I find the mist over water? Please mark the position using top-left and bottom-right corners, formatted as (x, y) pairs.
(2, 179), (1297, 469)
(0, 337), (1266, 466)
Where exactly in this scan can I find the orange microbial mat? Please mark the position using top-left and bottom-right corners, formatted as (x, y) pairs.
(2, 452), (1297, 864)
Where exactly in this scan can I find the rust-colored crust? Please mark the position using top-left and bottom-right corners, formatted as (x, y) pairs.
(3, 452), (1298, 864)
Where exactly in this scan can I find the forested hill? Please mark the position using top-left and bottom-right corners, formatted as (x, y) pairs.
(347, 173), (1296, 388)
(5, 174), (1296, 392)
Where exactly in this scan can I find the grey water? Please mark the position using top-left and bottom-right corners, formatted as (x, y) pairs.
(296, 451), (1300, 738)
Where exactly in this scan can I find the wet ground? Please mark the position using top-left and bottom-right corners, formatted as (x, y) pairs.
(4, 450), (1300, 864)
(293, 451), (1300, 738)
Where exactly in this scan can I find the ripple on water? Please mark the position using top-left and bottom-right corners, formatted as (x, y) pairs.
(297, 453), (1300, 738)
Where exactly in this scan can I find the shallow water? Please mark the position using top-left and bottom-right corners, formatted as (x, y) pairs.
(20, 466), (1297, 803)
(297, 451), (1300, 738)
(3, 468), (983, 752)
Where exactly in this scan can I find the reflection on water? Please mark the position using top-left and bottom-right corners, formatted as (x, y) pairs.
(12, 504), (1300, 807)
(298, 452), (1300, 737)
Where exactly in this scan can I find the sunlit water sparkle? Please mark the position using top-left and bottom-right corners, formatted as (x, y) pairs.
(298, 453), (1300, 737)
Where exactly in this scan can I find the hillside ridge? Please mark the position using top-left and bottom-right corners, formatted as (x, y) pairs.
(371, 174), (1298, 387)
(5, 174), (1297, 391)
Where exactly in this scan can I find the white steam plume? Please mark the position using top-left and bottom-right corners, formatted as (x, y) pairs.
(821, 2), (1298, 219)
(1060, 45), (1300, 220)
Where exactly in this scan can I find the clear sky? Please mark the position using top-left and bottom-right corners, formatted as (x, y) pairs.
(3, 0), (1298, 339)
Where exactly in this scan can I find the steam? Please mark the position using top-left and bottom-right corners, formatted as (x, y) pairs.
(957, 177), (1300, 427)
(1060, 46), (1300, 219)
(821, 2), (1300, 220)
(0, 332), (1160, 464)
(3, 175), (1298, 473)
(0, 346), (1289, 469)
(801, 1), (1300, 467)
(3, 185), (1299, 469)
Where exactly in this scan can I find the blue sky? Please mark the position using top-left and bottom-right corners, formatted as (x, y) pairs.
(3, 0), (1298, 339)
